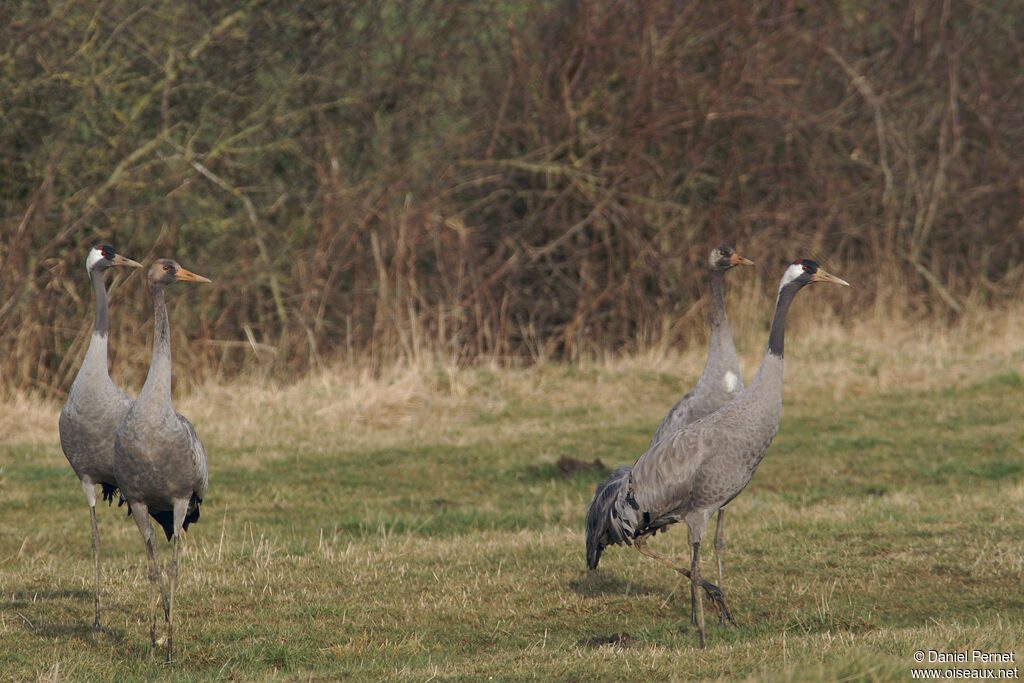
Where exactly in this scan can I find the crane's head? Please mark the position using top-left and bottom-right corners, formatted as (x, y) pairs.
(87, 245), (142, 272)
(148, 258), (212, 288)
(709, 245), (754, 271)
(779, 259), (849, 291)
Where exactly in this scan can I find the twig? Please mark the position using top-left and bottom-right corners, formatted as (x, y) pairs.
(822, 44), (894, 203)
(908, 257), (962, 314)
(185, 156), (289, 326)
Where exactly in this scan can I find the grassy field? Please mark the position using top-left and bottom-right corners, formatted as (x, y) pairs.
(1, 317), (1023, 681)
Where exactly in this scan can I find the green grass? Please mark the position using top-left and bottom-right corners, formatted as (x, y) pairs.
(1, 361), (1022, 681)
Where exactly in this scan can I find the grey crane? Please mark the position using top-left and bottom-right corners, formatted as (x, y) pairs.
(586, 246), (753, 622)
(58, 244), (142, 628)
(585, 259), (848, 648)
(649, 245), (754, 445)
(647, 246), (753, 613)
(114, 259), (210, 664)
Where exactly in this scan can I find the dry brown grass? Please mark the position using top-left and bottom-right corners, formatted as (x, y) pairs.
(6, 300), (1023, 450)
(0, 392), (61, 445)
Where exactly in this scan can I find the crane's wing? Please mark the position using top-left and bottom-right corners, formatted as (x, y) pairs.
(625, 426), (708, 532)
(585, 465), (632, 568)
(177, 412), (208, 500)
(649, 389), (696, 448)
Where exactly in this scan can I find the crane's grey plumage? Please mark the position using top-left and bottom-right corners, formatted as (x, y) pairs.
(651, 246), (753, 616)
(649, 246), (753, 445)
(586, 259), (848, 648)
(587, 246), (753, 598)
(114, 258), (210, 664)
(58, 244), (142, 628)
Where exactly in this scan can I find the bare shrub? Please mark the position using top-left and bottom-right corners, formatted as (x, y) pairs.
(1, 1), (1021, 396)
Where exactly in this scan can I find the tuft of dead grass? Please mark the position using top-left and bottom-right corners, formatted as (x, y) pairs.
(5, 304), (1024, 449)
(0, 393), (59, 444)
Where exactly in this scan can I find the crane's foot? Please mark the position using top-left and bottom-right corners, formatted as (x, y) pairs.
(698, 580), (737, 627)
(634, 534), (738, 627)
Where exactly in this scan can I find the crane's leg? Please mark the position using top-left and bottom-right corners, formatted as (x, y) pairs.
(691, 577), (697, 626)
(633, 534), (735, 627)
(89, 505), (101, 628)
(714, 508), (726, 626)
(81, 481), (101, 629)
(691, 541), (706, 649)
(714, 509), (724, 585)
(167, 532), (178, 665)
(130, 503), (169, 661)
(166, 499), (189, 666)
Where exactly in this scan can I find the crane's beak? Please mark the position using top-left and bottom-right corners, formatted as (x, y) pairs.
(112, 254), (143, 268)
(175, 267), (212, 284)
(812, 268), (849, 287)
(730, 253), (755, 267)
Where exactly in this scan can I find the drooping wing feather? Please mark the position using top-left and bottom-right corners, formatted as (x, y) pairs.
(616, 426), (708, 538)
(585, 465), (632, 569)
(178, 413), (208, 501)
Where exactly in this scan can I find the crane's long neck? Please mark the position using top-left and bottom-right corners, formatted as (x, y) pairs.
(767, 281), (800, 358)
(82, 267), (111, 374)
(706, 269), (738, 368)
(746, 280), (802, 400)
(140, 284), (174, 402)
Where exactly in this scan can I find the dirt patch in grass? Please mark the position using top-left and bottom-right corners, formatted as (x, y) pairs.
(555, 456), (607, 477)
(581, 632), (633, 648)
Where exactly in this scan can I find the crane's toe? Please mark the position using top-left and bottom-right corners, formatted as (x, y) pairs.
(700, 580), (738, 627)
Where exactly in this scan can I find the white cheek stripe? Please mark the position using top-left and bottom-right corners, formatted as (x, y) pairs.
(778, 263), (804, 293)
(86, 247), (105, 271)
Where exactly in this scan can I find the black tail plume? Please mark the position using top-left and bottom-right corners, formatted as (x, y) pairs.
(100, 482), (119, 505)
(585, 465), (632, 569)
(126, 494), (202, 541)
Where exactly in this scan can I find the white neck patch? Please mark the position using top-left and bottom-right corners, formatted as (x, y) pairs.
(86, 247), (106, 272)
(722, 370), (740, 392)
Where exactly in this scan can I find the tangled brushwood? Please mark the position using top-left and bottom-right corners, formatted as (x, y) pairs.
(2, 2), (1022, 396)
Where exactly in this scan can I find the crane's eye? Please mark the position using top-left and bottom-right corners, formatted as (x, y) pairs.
(803, 264), (812, 272)
(163, 264), (172, 272)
